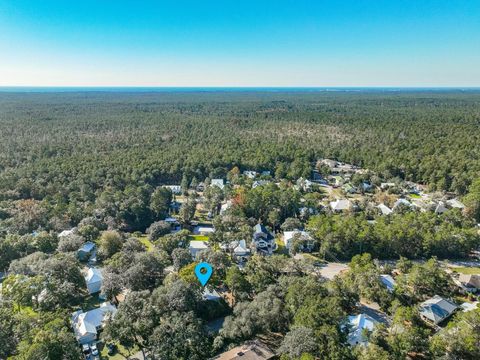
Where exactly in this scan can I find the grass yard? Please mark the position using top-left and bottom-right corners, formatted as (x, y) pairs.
(99, 341), (139, 360)
(409, 193), (422, 199)
(189, 234), (209, 241)
(275, 237), (288, 255)
(137, 235), (155, 252)
(451, 266), (480, 275)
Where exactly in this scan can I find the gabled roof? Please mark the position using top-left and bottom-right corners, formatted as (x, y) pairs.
(211, 179), (225, 189)
(380, 274), (396, 292)
(283, 230), (312, 248)
(72, 303), (116, 340)
(85, 267), (103, 285)
(346, 313), (378, 346)
(189, 240), (209, 251)
(233, 240), (250, 255)
(78, 241), (96, 253)
(458, 274), (480, 288)
(330, 199), (351, 211)
(377, 203), (393, 215)
(435, 201), (448, 214)
(419, 295), (458, 324)
(393, 198), (412, 209)
(253, 224), (273, 239)
(446, 198), (465, 209)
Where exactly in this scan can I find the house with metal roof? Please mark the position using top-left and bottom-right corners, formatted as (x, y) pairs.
(71, 302), (116, 344)
(418, 295), (458, 325)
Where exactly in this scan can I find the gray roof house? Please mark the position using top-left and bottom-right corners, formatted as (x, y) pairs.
(419, 295), (458, 325)
(77, 242), (96, 262)
(252, 224), (275, 255)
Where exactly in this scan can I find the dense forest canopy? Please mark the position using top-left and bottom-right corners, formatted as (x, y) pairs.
(0, 90), (479, 233)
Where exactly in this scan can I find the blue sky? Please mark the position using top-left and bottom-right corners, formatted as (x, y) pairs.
(0, 0), (479, 86)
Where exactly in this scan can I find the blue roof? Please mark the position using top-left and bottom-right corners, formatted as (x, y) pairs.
(79, 241), (96, 252)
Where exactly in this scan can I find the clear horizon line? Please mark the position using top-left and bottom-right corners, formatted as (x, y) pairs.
(1, 85), (480, 88)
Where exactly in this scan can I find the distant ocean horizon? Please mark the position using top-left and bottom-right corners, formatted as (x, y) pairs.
(1, 86), (480, 93)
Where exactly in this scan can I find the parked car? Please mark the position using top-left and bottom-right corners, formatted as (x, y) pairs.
(107, 343), (117, 356)
(90, 343), (99, 357)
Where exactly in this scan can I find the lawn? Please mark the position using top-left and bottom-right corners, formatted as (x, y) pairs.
(137, 235), (155, 252)
(99, 341), (139, 360)
(275, 238), (288, 255)
(451, 266), (480, 275)
(189, 234), (209, 241)
(409, 193), (422, 199)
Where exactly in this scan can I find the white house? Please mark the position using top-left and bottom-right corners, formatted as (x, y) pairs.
(71, 303), (116, 345)
(193, 225), (215, 236)
(243, 171), (258, 179)
(85, 268), (103, 295)
(202, 288), (222, 301)
(283, 230), (314, 252)
(346, 313), (379, 346)
(164, 185), (182, 194)
(220, 200), (233, 215)
(211, 179), (225, 190)
(377, 204), (393, 216)
(58, 228), (76, 238)
(189, 240), (209, 258)
(393, 198), (413, 211)
(330, 199), (352, 212)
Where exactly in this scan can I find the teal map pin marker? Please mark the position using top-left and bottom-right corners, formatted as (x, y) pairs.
(195, 262), (213, 286)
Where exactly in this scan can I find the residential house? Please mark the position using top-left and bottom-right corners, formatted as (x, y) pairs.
(85, 267), (103, 295)
(418, 295), (458, 326)
(252, 180), (269, 189)
(346, 313), (379, 346)
(283, 230), (314, 252)
(434, 201), (448, 214)
(189, 240), (209, 258)
(377, 203), (393, 216)
(342, 183), (357, 194)
(252, 224), (275, 255)
(221, 240), (251, 263)
(243, 170), (258, 179)
(458, 274), (480, 293)
(296, 178), (314, 192)
(211, 341), (275, 360)
(164, 185), (182, 194)
(77, 242), (96, 262)
(211, 179), (225, 190)
(194, 224), (215, 236)
(220, 200), (233, 215)
(233, 240), (251, 262)
(203, 288), (222, 302)
(380, 274), (396, 292)
(330, 199), (352, 212)
(380, 182), (396, 190)
(71, 303), (117, 345)
(460, 302), (479, 312)
(58, 228), (77, 238)
(392, 198), (413, 211)
(446, 198), (465, 209)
